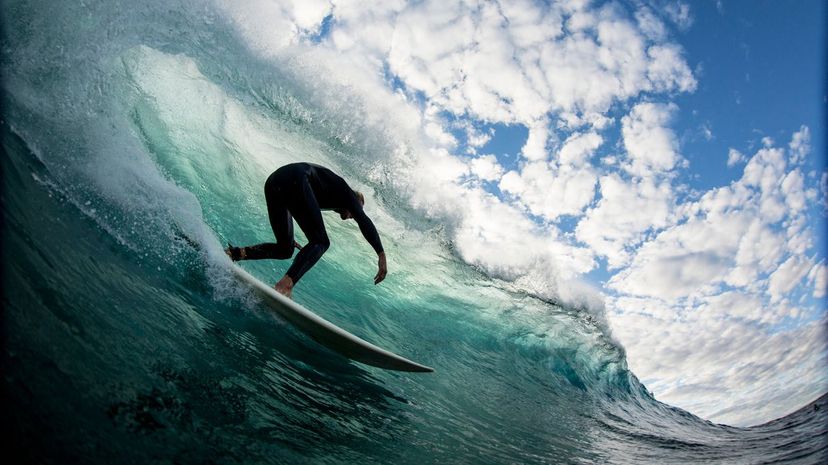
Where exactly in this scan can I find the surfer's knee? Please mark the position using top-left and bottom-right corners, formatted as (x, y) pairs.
(275, 241), (294, 259)
(319, 236), (330, 252)
(308, 236), (330, 254)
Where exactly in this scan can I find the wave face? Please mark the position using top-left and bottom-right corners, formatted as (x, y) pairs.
(2, 0), (825, 463)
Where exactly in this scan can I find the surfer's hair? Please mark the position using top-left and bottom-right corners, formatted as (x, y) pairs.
(353, 190), (365, 206)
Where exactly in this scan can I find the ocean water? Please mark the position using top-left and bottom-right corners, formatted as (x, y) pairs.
(2, 0), (826, 463)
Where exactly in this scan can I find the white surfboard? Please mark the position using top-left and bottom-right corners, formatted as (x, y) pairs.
(230, 264), (434, 373)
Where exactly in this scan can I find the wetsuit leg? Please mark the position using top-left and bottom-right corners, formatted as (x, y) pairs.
(285, 177), (330, 283)
(241, 175), (295, 260)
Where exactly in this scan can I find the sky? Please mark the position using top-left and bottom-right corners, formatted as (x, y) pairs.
(216, 0), (827, 426)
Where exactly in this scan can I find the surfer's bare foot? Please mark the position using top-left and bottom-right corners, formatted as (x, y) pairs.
(274, 275), (294, 299)
(225, 244), (246, 261)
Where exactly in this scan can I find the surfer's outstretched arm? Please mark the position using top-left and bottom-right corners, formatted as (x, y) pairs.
(344, 194), (387, 285)
(349, 205), (387, 285)
(375, 251), (387, 284)
(357, 221), (386, 285)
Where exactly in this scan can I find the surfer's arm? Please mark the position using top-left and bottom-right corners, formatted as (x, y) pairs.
(375, 252), (387, 285)
(350, 203), (384, 255)
(349, 202), (387, 284)
(358, 219), (387, 285)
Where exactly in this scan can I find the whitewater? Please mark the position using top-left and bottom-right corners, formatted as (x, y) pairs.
(2, 0), (825, 463)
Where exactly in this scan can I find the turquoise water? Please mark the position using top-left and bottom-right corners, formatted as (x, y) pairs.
(2, 0), (826, 463)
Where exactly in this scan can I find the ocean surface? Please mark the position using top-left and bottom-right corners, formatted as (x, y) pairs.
(2, 0), (826, 463)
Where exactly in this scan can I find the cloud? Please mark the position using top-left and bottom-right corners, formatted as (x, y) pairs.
(610, 303), (827, 426)
(780, 169), (807, 212)
(810, 264), (827, 298)
(576, 174), (674, 269)
(575, 102), (681, 269)
(605, 130), (826, 424)
(499, 161), (598, 220)
(464, 125), (493, 153)
(468, 154), (504, 181)
(522, 121), (551, 161)
(635, 7), (668, 42)
(326, 0), (697, 132)
(727, 148), (745, 167)
(558, 131), (603, 166)
(439, 183), (597, 290)
(216, 0), (333, 55)
(621, 102), (682, 176)
(768, 256), (812, 302)
(663, 1), (693, 30)
(494, 127), (604, 223)
(727, 218), (785, 288)
(788, 125), (811, 164)
(291, 0), (333, 32)
(610, 133), (817, 302)
(646, 44), (697, 93)
(612, 250), (731, 300)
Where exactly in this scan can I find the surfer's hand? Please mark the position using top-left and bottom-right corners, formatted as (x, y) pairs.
(293, 241), (303, 250)
(374, 252), (387, 285)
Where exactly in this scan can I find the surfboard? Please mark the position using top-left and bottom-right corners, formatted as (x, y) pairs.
(230, 264), (434, 373)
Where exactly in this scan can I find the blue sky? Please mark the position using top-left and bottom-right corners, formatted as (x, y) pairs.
(220, 0), (827, 426)
(675, 0), (825, 189)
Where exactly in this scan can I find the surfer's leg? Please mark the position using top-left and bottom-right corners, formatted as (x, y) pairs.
(284, 179), (329, 283)
(233, 176), (296, 260)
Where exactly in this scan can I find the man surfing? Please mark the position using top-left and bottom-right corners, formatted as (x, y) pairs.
(225, 162), (387, 298)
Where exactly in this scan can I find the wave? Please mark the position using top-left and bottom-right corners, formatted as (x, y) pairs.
(2, 0), (826, 463)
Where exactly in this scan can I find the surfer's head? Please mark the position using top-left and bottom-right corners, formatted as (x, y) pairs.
(337, 190), (365, 220)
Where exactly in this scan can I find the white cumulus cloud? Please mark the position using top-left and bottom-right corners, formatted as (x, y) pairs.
(606, 130), (826, 424)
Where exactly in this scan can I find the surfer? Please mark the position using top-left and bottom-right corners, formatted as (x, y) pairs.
(225, 162), (387, 298)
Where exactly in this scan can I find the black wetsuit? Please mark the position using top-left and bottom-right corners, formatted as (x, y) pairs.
(242, 162), (383, 283)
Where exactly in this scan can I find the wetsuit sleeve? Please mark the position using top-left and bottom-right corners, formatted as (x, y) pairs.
(348, 196), (384, 254)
